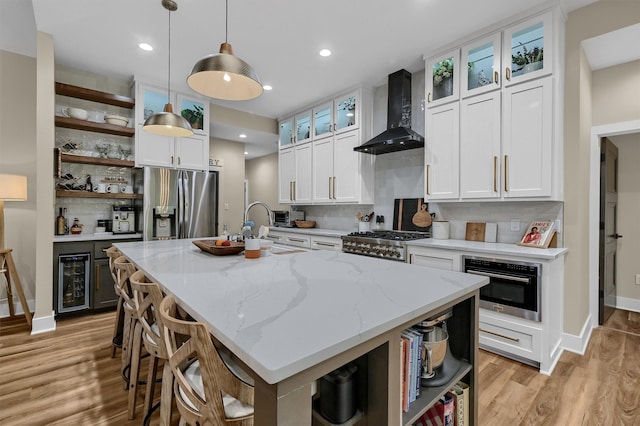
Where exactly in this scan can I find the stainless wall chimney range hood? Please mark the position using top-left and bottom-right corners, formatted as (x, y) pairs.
(354, 69), (424, 155)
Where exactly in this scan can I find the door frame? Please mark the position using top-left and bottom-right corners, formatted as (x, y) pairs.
(589, 120), (640, 330)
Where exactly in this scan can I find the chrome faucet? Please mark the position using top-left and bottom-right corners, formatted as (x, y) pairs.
(244, 201), (274, 227)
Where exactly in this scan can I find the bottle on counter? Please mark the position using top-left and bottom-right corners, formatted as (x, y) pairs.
(56, 208), (66, 235)
(63, 208), (69, 234)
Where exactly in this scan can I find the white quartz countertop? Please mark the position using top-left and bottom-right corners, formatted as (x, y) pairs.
(54, 233), (143, 242)
(114, 238), (487, 384)
(407, 238), (568, 260)
(268, 226), (348, 238)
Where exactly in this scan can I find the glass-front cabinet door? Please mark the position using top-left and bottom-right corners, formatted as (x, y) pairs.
(313, 101), (333, 139)
(461, 33), (501, 98)
(279, 117), (294, 148)
(425, 49), (460, 108)
(503, 11), (553, 86)
(334, 91), (359, 133)
(295, 110), (312, 144)
(177, 94), (208, 136)
(137, 84), (169, 126)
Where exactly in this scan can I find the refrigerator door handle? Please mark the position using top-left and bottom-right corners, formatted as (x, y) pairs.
(177, 170), (185, 239)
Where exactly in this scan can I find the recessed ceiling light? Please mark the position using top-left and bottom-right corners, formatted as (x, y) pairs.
(244, 151), (248, 155)
(319, 49), (332, 57)
(263, 85), (273, 91)
(139, 42), (153, 51)
(239, 134), (247, 138)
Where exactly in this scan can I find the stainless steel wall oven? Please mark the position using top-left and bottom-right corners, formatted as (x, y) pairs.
(463, 256), (542, 322)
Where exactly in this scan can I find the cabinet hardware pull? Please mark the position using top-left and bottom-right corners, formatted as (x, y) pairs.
(425, 165), (430, 195)
(289, 182), (293, 201)
(293, 181), (296, 201)
(171, 155), (174, 164)
(494, 71), (499, 85)
(480, 328), (520, 342)
(315, 242), (336, 247)
(333, 176), (336, 199)
(427, 92), (431, 103)
(101, 248), (108, 253)
(504, 155), (508, 192)
(329, 177), (332, 199)
(95, 264), (100, 290)
(467, 269), (530, 283)
(409, 254), (413, 263)
(177, 157), (181, 165)
(289, 238), (306, 243)
(505, 67), (510, 81)
(493, 156), (497, 192)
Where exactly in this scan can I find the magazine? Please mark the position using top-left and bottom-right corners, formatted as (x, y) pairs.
(518, 221), (555, 248)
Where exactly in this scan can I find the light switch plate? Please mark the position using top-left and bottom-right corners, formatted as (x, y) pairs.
(510, 219), (520, 232)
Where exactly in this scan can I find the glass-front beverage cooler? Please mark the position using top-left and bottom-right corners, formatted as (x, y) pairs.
(57, 253), (91, 313)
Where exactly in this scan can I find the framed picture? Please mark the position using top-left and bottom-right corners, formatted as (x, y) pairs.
(518, 220), (556, 248)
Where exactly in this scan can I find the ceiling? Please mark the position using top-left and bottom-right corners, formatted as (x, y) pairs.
(5, 0), (633, 160)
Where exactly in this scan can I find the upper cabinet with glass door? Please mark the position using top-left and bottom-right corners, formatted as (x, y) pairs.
(279, 116), (294, 149)
(313, 90), (361, 139)
(177, 94), (209, 137)
(425, 50), (460, 108)
(461, 33), (502, 98)
(295, 110), (312, 145)
(503, 11), (553, 86)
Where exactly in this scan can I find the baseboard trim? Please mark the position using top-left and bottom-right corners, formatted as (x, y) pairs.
(616, 297), (640, 313)
(562, 314), (593, 356)
(31, 311), (56, 335)
(0, 298), (35, 317)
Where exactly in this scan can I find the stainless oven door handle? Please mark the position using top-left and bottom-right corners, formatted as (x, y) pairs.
(467, 269), (530, 283)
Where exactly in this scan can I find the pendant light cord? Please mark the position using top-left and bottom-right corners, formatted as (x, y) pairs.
(167, 7), (172, 101)
(225, 0), (228, 43)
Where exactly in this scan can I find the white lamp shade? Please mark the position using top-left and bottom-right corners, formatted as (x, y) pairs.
(0, 174), (27, 201)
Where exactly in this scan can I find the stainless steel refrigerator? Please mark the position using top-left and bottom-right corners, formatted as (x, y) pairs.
(141, 167), (219, 240)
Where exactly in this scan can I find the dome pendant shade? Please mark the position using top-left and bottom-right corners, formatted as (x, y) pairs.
(188, 42), (263, 101)
(143, 103), (194, 137)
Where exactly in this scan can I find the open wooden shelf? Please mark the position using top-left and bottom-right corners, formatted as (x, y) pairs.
(56, 190), (142, 200)
(55, 116), (135, 137)
(59, 152), (135, 168)
(55, 82), (135, 109)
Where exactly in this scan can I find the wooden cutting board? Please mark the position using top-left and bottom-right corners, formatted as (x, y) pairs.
(393, 198), (431, 232)
(465, 222), (486, 242)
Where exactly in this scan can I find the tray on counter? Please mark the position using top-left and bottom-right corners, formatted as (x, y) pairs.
(193, 239), (244, 256)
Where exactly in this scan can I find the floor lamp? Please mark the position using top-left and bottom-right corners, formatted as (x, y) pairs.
(0, 174), (32, 327)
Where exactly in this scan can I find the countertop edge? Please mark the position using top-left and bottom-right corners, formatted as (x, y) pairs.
(407, 238), (568, 260)
(269, 227), (349, 238)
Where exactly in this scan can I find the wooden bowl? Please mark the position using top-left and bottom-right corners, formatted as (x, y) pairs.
(294, 220), (316, 229)
(193, 240), (244, 256)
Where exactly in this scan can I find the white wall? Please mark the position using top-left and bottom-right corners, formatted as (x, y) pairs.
(245, 153), (280, 229)
(210, 137), (245, 235)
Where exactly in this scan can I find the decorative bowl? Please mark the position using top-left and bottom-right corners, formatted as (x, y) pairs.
(104, 114), (129, 127)
(294, 220), (316, 229)
(193, 239), (245, 256)
(64, 107), (89, 120)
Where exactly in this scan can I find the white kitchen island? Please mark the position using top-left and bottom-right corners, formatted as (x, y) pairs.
(114, 238), (488, 425)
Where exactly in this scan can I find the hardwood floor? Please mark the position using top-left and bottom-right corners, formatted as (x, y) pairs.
(1, 309), (639, 425)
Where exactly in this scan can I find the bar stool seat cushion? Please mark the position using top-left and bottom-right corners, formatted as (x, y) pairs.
(180, 360), (254, 419)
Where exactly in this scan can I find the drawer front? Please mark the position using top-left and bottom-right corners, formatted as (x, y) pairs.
(285, 234), (311, 248)
(266, 232), (286, 243)
(479, 313), (542, 362)
(94, 241), (113, 259)
(310, 236), (342, 251)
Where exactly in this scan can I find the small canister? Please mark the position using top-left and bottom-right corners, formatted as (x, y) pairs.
(432, 221), (450, 240)
(319, 363), (358, 424)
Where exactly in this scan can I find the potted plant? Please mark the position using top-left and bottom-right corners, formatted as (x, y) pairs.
(432, 58), (454, 98)
(181, 104), (204, 130)
(511, 43), (543, 74)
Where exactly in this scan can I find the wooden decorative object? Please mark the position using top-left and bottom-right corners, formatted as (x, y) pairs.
(465, 223), (486, 242)
(0, 248), (32, 327)
(294, 220), (316, 229)
(193, 240), (245, 256)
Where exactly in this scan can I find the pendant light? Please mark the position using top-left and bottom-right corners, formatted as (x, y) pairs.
(187, 0), (263, 101)
(143, 0), (193, 137)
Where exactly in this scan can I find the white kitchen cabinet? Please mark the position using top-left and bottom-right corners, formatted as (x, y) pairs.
(284, 233), (311, 249)
(313, 129), (373, 203)
(425, 49), (460, 108)
(134, 81), (209, 171)
(502, 76), (553, 198)
(313, 90), (361, 139)
(461, 33), (502, 98)
(407, 246), (460, 271)
(279, 116), (294, 149)
(460, 91), (502, 199)
(278, 143), (312, 204)
(424, 102), (459, 201)
(310, 235), (342, 252)
(294, 110), (312, 145)
(503, 11), (553, 87)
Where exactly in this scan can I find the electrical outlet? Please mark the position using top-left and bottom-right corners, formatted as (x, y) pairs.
(510, 219), (520, 232)
(224, 203), (229, 210)
(636, 274), (640, 285)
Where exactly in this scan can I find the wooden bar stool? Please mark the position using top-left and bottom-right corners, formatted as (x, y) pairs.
(0, 248), (32, 328)
(113, 255), (138, 392)
(106, 246), (123, 357)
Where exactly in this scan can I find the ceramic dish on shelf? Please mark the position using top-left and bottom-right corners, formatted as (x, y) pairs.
(193, 240), (245, 256)
(104, 114), (129, 127)
(294, 220), (316, 228)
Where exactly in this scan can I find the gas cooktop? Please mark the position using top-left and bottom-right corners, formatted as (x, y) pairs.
(345, 230), (431, 241)
(342, 230), (431, 261)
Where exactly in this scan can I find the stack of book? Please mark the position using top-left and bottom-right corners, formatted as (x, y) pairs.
(400, 327), (423, 412)
(412, 382), (469, 426)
